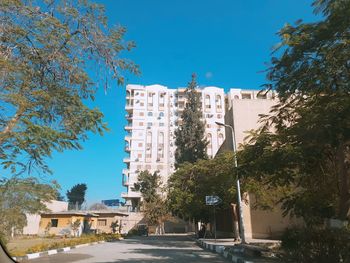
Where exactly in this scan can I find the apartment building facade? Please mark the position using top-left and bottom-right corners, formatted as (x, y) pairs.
(122, 84), (226, 211)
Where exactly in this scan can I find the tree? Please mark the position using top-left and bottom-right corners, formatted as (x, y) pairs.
(168, 152), (238, 226)
(0, 0), (139, 175)
(89, 203), (108, 210)
(0, 177), (58, 243)
(71, 219), (81, 237)
(174, 74), (208, 167)
(238, 0), (350, 226)
(110, 220), (119, 234)
(134, 171), (168, 234)
(66, 183), (87, 210)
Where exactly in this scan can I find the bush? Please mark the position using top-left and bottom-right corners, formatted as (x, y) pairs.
(281, 227), (350, 263)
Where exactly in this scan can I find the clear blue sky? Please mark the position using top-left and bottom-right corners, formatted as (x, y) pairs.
(47, 0), (320, 205)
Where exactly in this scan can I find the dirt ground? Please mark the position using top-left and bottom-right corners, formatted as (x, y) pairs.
(6, 236), (69, 254)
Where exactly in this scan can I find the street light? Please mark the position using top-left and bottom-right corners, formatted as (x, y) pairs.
(215, 121), (246, 244)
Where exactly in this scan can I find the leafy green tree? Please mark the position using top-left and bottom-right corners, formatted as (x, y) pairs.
(0, 177), (58, 243)
(66, 183), (87, 210)
(174, 74), (208, 167)
(239, 0), (350, 225)
(168, 152), (237, 224)
(0, 0), (138, 175)
(110, 220), (119, 234)
(134, 170), (168, 234)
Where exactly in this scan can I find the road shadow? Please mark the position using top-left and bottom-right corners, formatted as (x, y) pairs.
(121, 235), (196, 249)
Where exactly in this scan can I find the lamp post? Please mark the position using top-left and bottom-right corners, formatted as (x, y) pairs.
(215, 121), (246, 244)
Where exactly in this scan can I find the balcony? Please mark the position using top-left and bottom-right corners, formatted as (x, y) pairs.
(125, 114), (133, 120)
(122, 169), (129, 175)
(125, 103), (133, 112)
(124, 145), (130, 152)
(123, 157), (130, 163)
(124, 125), (132, 131)
(121, 192), (128, 198)
(124, 135), (131, 143)
(122, 175), (129, 186)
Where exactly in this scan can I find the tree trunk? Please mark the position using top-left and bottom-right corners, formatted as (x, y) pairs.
(337, 141), (350, 220)
(231, 203), (240, 240)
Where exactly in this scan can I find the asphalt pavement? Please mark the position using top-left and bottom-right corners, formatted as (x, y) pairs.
(20, 234), (227, 263)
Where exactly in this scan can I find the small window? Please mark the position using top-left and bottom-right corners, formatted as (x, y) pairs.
(140, 93), (145, 97)
(148, 112), (153, 116)
(97, 219), (107, 226)
(147, 122), (152, 127)
(140, 102), (144, 106)
(159, 112), (164, 117)
(242, 93), (252, 99)
(51, 219), (58, 227)
(159, 123), (164, 127)
(139, 112), (144, 116)
(138, 143), (143, 147)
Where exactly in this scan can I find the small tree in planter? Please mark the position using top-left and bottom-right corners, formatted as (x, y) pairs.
(71, 219), (81, 237)
(110, 221), (119, 234)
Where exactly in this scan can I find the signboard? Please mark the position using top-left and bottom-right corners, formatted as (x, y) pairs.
(101, 199), (122, 207)
(205, 196), (222, 205)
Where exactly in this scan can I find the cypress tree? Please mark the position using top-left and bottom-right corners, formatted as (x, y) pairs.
(174, 74), (208, 167)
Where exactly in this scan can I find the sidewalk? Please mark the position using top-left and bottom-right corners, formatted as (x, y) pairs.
(196, 238), (282, 263)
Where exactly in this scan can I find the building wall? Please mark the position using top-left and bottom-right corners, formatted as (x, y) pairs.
(23, 200), (68, 235)
(39, 215), (87, 236)
(95, 214), (127, 233)
(216, 89), (303, 239)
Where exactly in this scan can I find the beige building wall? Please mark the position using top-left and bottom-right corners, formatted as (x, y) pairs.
(23, 200), (68, 235)
(217, 89), (303, 239)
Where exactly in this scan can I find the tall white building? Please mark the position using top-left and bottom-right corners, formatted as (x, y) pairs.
(122, 84), (226, 211)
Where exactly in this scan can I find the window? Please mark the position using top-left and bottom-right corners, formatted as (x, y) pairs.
(234, 95), (239, 99)
(207, 133), (213, 157)
(138, 143), (143, 147)
(159, 112), (164, 117)
(159, 123), (164, 127)
(139, 122), (144, 126)
(139, 112), (144, 116)
(148, 112), (153, 116)
(138, 153), (142, 158)
(216, 95), (222, 110)
(97, 219), (107, 226)
(140, 93), (145, 97)
(51, 219), (58, 227)
(242, 93), (252, 99)
(147, 122), (152, 127)
(205, 95), (211, 109)
(140, 102), (144, 106)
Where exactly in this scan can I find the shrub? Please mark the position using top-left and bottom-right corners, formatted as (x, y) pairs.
(281, 227), (350, 263)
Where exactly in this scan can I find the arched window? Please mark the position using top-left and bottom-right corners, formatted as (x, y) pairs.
(159, 112), (164, 117)
(234, 95), (239, 99)
(158, 132), (164, 159)
(218, 133), (224, 146)
(205, 95), (211, 110)
(146, 132), (152, 160)
(216, 95), (222, 110)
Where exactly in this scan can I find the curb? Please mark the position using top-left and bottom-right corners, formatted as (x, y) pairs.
(196, 239), (279, 263)
(12, 241), (106, 261)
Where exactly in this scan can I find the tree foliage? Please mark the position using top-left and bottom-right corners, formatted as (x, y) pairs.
(66, 183), (87, 209)
(0, 0), (138, 175)
(134, 171), (168, 229)
(239, 0), (350, 225)
(0, 177), (58, 243)
(174, 74), (208, 167)
(168, 152), (239, 223)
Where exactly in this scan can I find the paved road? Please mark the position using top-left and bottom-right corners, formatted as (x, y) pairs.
(22, 235), (227, 263)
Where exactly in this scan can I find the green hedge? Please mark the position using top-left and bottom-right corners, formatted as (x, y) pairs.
(281, 227), (350, 263)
